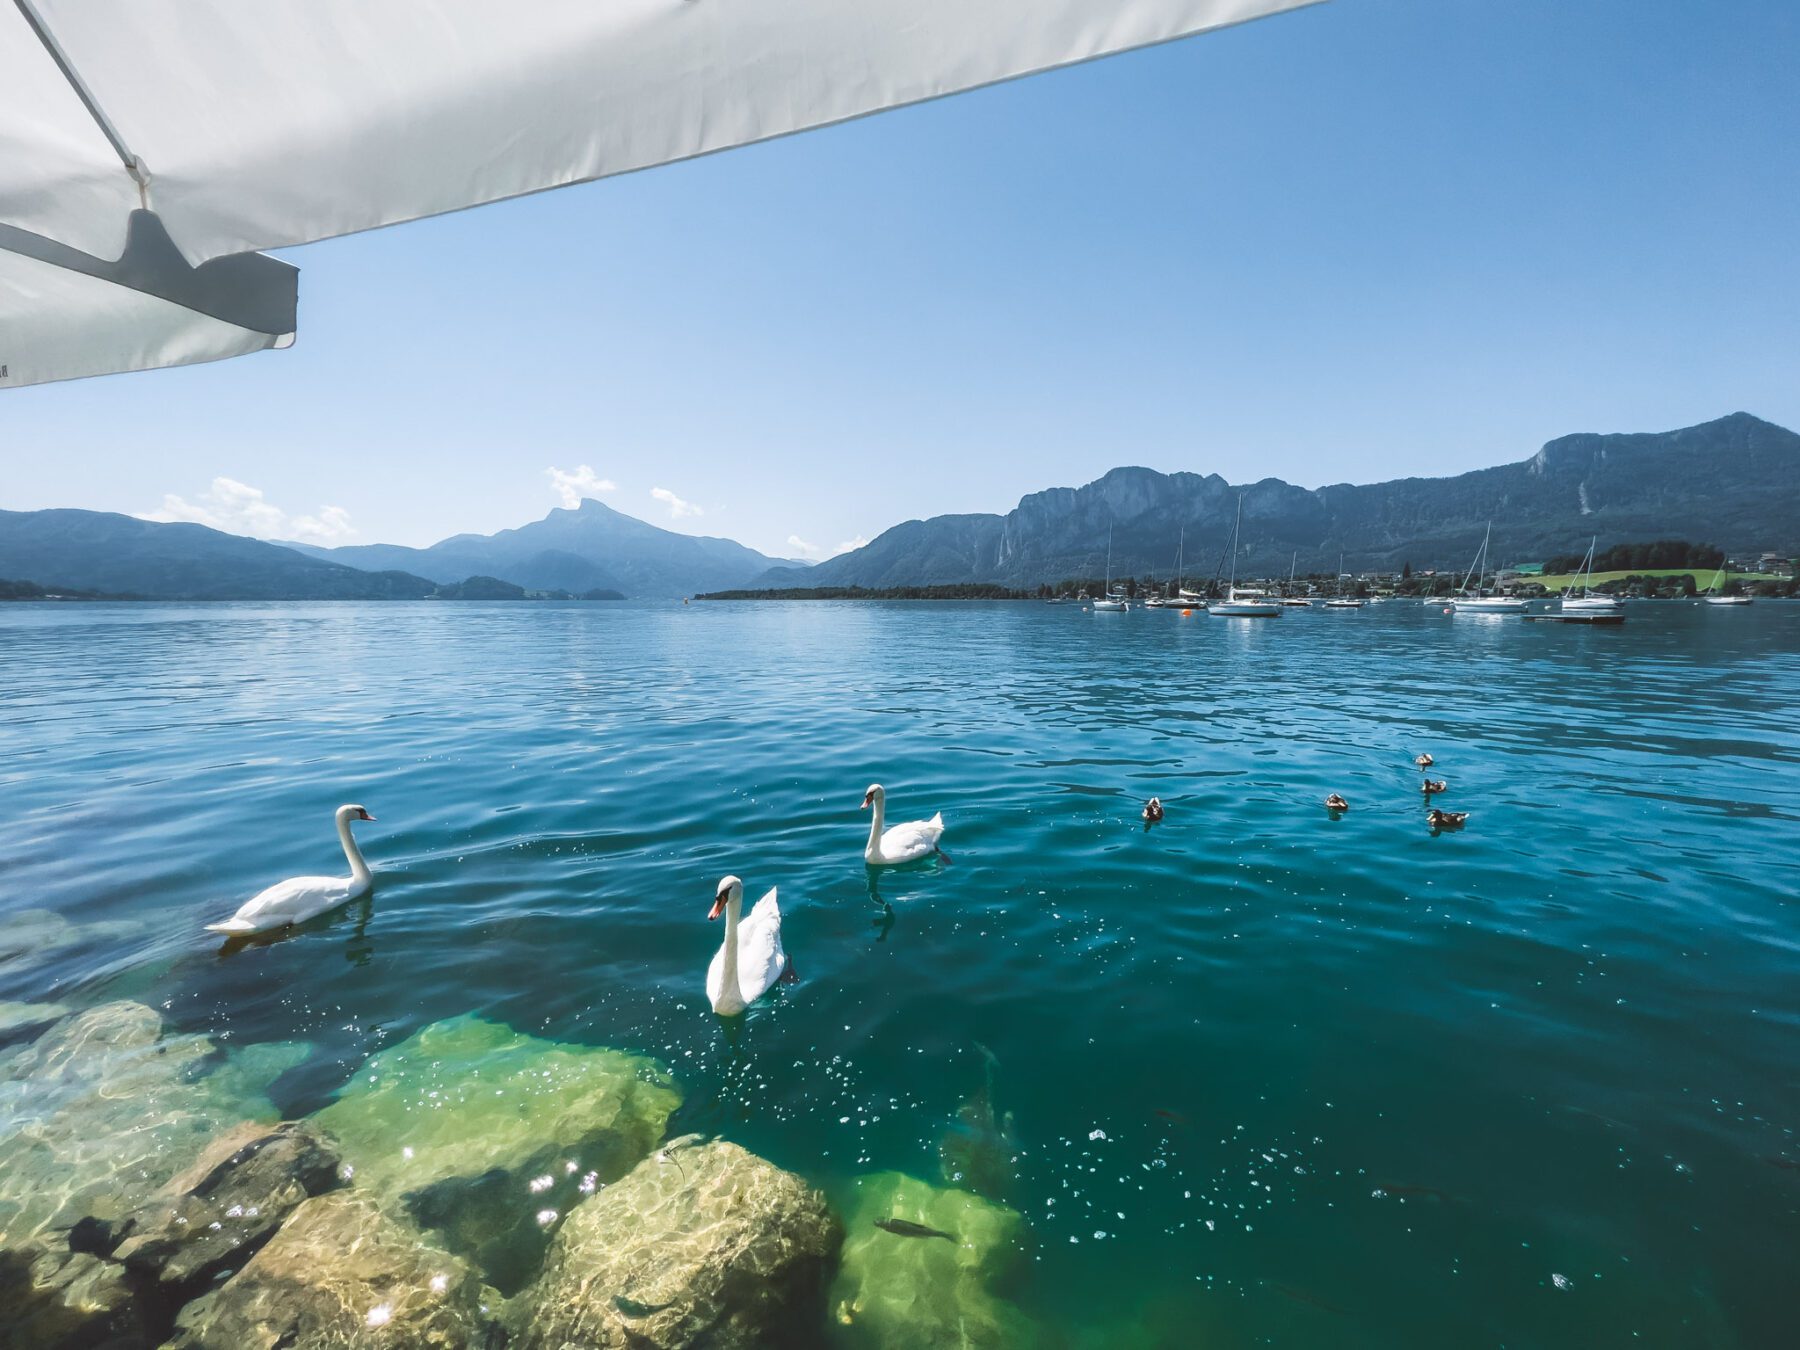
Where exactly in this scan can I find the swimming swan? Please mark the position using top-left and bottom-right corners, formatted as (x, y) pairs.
(861, 784), (945, 865)
(706, 876), (788, 1015)
(206, 804), (376, 935)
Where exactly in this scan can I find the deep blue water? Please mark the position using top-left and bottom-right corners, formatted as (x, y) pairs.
(2, 599), (1797, 1347)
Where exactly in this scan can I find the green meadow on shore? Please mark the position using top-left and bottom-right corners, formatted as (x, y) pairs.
(1534, 568), (1778, 593)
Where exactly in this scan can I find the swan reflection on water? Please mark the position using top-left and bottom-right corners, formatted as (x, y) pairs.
(862, 858), (950, 943)
(213, 891), (377, 965)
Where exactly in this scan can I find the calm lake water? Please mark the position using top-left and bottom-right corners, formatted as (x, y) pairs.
(3, 599), (1797, 1347)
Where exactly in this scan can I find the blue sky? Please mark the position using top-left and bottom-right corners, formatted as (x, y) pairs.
(6, 0), (1796, 557)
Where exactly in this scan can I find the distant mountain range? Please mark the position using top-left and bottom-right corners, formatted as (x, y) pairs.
(284, 499), (804, 598)
(0, 509), (439, 600)
(4, 414), (1792, 602)
(0, 499), (803, 601)
(755, 413), (1799, 589)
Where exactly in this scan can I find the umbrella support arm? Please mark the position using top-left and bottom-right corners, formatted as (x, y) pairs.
(12, 0), (151, 205)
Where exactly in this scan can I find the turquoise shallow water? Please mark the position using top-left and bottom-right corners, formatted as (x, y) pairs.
(2, 598), (1797, 1346)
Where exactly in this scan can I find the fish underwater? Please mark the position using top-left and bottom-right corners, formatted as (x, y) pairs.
(938, 1041), (1018, 1201)
(613, 1293), (676, 1319)
(874, 1217), (958, 1242)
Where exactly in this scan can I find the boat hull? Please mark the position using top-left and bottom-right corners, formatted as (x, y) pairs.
(1452, 598), (1529, 613)
(1207, 602), (1282, 617)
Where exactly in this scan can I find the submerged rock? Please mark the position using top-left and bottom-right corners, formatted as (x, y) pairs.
(108, 1121), (343, 1303)
(830, 1172), (1035, 1349)
(0, 1000), (73, 1041)
(938, 1045), (1019, 1202)
(516, 1138), (841, 1350)
(0, 909), (142, 962)
(0, 1245), (146, 1350)
(312, 1014), (680, 1293)
(167, 1190), (494, 1350)
(0, 1002), (306, 1251)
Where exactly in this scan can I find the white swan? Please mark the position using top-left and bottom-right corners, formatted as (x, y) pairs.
(205, 805), (376, 935)
(706, 876), (788, 1015)
(861, 784), (945, 865)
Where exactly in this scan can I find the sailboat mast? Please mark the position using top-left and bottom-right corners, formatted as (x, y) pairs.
(1460, 522), (1492, 596)
(1227, 497), (1242, 592)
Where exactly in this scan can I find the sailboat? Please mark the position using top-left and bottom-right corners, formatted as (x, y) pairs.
(1559, 537), (1622, 613)
(1451, 523), (1529, 613)
(1279, 550), (1312, 606)
(1175, 525), (1207, 605)
(1207, 497), (1282, 617)
(1703, 563), (1752, 606)
(1092, 527), (1127, 611)
(1145, 527), (1184, 608)
(1324, 551), (1364, 608)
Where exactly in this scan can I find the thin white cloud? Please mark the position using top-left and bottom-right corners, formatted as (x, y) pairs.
(835, 534), (869, 556)
(786, 535), (825, 561)
(650, 486), (703, 520)
(144, 477), (356, 545)
(546, 464), (617, 508)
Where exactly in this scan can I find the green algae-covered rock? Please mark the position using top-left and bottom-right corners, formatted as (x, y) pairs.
(167, 1190), (495, 1350)
(312, 1014), (681, 1293)
(516, 1138), (841, 1350)
(0, 1002), (306, 1251)
(829, 1172), (1036, 1350)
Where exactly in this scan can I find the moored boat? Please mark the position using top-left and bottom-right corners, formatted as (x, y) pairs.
(1451, 523), (1529, 613)
(1092, 528), (1127, 610)
(1702, 564), (1752, 605)
(1559, 537), (1623, 615)
(1208, 498), (1282, 617)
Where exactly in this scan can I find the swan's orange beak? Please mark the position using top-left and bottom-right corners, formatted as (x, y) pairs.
(860, 793), (873, 809)
(708, 894), (726, 921)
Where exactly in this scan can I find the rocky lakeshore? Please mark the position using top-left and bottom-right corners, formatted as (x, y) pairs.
(1, 1004), (1034, 1350)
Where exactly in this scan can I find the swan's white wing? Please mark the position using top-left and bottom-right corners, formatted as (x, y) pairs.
(879, 812), (945, 862)
(734, 888), (787, 1005)
(206, 875), (354, 933)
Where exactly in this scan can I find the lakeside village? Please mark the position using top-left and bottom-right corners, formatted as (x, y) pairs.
(699, 541), (1800, 605)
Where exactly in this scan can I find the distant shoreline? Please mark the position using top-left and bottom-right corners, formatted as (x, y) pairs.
(696, 585), (1032, 601)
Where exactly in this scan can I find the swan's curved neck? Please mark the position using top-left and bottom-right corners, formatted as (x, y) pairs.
(718, 897), (743, 1001)
(337, 813), (370, 884)
(865, 795), (886, 856)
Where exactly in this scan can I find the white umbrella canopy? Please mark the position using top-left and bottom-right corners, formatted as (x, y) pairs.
(1, 0), (1315, 389)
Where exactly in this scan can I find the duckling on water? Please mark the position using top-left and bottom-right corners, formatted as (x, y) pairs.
(1324, 793), (1349, 811)
(1421, 779), (1448, 795)
(1426, 808), (1468, 829)
(1415, 754), (1434, 769)
(1143, 797), (1164, 823)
